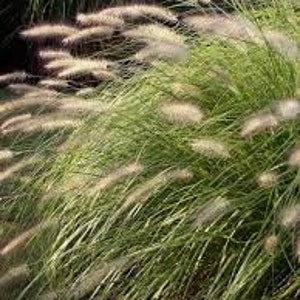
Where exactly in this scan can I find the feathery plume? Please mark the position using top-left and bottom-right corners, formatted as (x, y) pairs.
(241, 113), (278, 138)
(123, 24), (184, 46)
(99, 5), (177, 23)
(0, 156), (37, 182)
(0, 222), (46, 257)
(70, 258), (126, 300)
(56, 67), (85, 79)
(274, 98), (300, 121)
(170, 169), (193, 181)
(38, 79), (71, 91)
(25, 88), (59, 98)
(183, 15), (258, 41)
(134, 42), (188, 62)
(257, 171), (279, 188)
(123, 173), (165, 205)
(171, 83), (200, 98)
(280, 204), (300, 228)
(0, 149), (14, 164)
(75, 87), (94, 97)
(42, 174), (90, 202)
(263, 30), (299, 61)
(0, 72), (28, 87)
(45, 58), (114, 72)
(124, 169), (193, 206)
(88, 163), (143, 197)
(44, 58), (79, 71)
(91, 70), (120, 81)
(0, 93), (60, 114)
(39, 49), (72, 60)
(56, 135), (91, 153)
(1, 114), (32, 131)
(63, 26), (115, 46)
(0, 264), (29, 289)
(190, 138), (231, 159)
(57, 98), (109, 115)
(63, 174), (91, 193)
(159, 102), (204, 124)
(21, 24), (78, 39)
(264, 234), (278, 255)
(1, 115), (81, 135)
(77, 13), (124, 27)
(288, 148), (300, 168)
(195, 196), (230, 228)
(57, 67), (118, 81)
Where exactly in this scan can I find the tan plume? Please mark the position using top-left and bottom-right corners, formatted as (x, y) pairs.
(21, 24), (78, 39)
(63, 26), (114, 46)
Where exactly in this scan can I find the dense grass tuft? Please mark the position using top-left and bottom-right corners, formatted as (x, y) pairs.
(1, 1), (300, 299)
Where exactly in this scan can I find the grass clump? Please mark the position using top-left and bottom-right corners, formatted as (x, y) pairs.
(1, 1), (300, 299)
